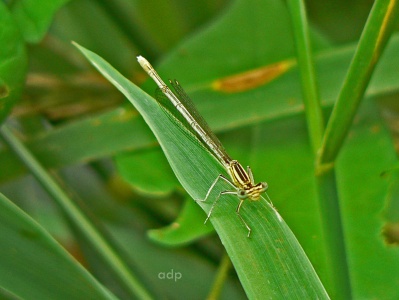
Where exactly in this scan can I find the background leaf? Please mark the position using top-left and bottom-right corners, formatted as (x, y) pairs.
(0, 2), (27, 123)
(0, 193), (117, 300)
(9, 0), (70, 43)
(336, 100), (399, 299)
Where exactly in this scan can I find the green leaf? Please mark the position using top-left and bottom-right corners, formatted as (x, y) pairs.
(148, 197), (214, 246)
(335, 100), (399, 299)
(0, 193), (117, 300)
(0, 107), (155, 182)
(116, 147), (178, 195)
(74, 43), (329, 299)
(9, 0), (70, 43)
(49, 0), (136, 75)
(0, 2), (27, 123)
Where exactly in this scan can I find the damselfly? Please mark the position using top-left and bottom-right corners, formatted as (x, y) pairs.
(137, 56), (269, 237)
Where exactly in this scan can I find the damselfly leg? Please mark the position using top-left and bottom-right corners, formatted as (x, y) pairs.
(196, 174), (253, 237)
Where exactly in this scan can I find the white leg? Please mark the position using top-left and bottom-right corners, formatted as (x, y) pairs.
(247, 166), (254, 184)
(263, 192), (274, 207)
(196, 174), (236, 203)
(204, 190), (236, 223)
(236, 199), (251, 238)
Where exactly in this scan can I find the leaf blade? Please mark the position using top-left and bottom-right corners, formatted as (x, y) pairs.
(0, 193), (117, 300)
(75, 43), (330, 299)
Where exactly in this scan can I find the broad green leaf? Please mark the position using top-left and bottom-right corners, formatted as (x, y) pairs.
(0, 2), (27, 123)
(75, 43), (329, 299)
(9, 0), (70, 43)
(336, 100), (399, 299)
(0, 193), (117, 300)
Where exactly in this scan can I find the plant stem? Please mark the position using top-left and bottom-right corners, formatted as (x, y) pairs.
(286, 0), (324, 154)
(286, 1), (348, 297)
(316, 0), (399, 171)
(206, 252), (232, 300)
(0, 125), (154, 300)
(316, 169), (351, 299)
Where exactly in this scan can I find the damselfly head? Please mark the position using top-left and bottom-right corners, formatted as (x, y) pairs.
(248, 182), (268, 201)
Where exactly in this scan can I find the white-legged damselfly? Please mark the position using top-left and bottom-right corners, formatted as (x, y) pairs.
(137, 56), (269, 237)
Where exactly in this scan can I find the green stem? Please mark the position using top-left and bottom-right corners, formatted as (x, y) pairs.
(317, 169), (351, 299)
(286, 0), (324, 154)
(0, 125), (154, 300)
(287, 2), (348, 296)
(206, 252), (232, 300)
(317, 0), (399, 171)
